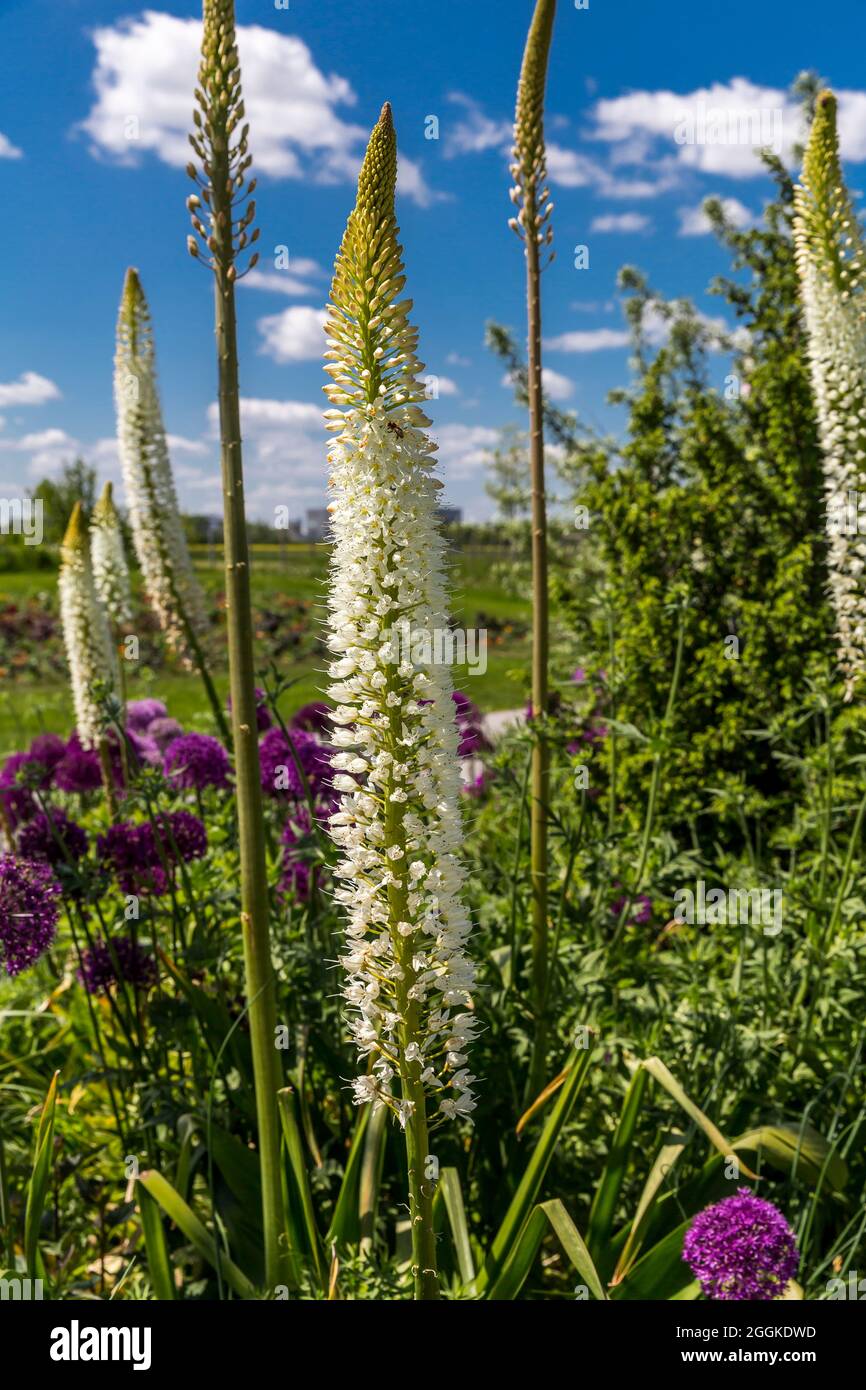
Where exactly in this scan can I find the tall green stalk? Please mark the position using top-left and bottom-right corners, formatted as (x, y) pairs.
(510, 0), (557, 1096)
(187, 0), (286, 1294)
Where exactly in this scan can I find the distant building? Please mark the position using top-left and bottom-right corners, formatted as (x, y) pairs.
(435, 505), (462, 527)
(305, 508), (331, 540)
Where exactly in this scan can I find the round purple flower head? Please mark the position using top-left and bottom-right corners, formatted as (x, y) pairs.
(18, 809), (88, 866)
(126, 699), (168, 733)
(163, 733), (231, 791)
(0, 855), (61, 976)
(79, 935), (158, 994)
(147, 717), (184, 754)
(683, 1189), (799, 1301)
(54, 735), (103, 794)
(0, 753), (38, 827)
(154, 810), (208, 863)
(28, 733), (67, 775)
(98, 821), (168, 896)
(228, 687), (272, 731)
(259, 726), (331, 799)
(291, 701), (333, 736)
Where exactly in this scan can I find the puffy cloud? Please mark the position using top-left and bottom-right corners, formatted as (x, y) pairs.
(590, 212), (651, 233)
(432, 424), (500, 478)
(544, 328), (631, 353)
(79, 11), (437, 203)
(0, 132), (22, 159)
(678, 196), (753, 236)
(0, 372), (61, 407)
(443, 92), (512, 157)
(542, 368), (574, 401)
(257, 305), (327, 363)
(242, 260), (326, 297)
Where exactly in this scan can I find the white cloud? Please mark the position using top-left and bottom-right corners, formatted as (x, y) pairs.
(544, 328), (631, 353)
(501, 367), (574, 400)
(444, 93), (512, 157)
(542, 368), (574, 401)
(678, 196), (753, 236)
(429, 375), (459, 397)
(257, 305), (327, 362)
(546, 143), (678, 198)
(432, 424), (500, 478)
(590, 212), (650, 233)
(0, 372), (61, 407)
(80, 11), (438, 204)
(243, 261), (325, 297)
(0, 132), (22, 159)
(166, 434), (208, 455)
(446, 351), (471, 367)
(396, 156), (446, 209)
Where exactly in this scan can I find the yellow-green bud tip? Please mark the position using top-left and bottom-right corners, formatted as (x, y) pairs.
(62, 501), (86, 552)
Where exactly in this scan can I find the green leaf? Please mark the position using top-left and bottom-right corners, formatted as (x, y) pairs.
(733, 1123), (848, 1192)
(478, 1040), (594, 1293)
(277, 1088), (325, 1290)
(325, 1106), (370, 1249)
(641, 1056), (758, 1178)
(540, 1199), (608, 1300)
(440, 1167), (476, 1287)
(587, 1065), (649, 1276)
(611, 1220), (694, 1301)
(138, 1184), (176, 1300)
(138, 1170), (257, 1300)
(24, 1070), (59, 1281)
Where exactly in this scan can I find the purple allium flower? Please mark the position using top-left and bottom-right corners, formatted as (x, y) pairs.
(28, 733), (67, 774)
(98, 821), (168, 896)
(126, 698), (168, 733)
(452, 690), (482, 723)
(451, 690), (491, 756)
(126, 730), (162, 767)
(0, 855), (60, 976)
(683, 1190), (799, 1301)
(571, 667), (587, 684)
(53, 738), (103, 794)
(163, 732), (231, 791)
(17, 809), (88, 866)
(147, 717), (184, 753)
(610, 890), (652, 925)
(582, 722), (608, 745)
(154, 810), (208, 864)
(279, 858), (315, 904)
(291, 701), (333, 736)
(259, 726), (331, 799)
(0, 753), (38, 827)
(78, 935), (158, 994)
(228, 686), (272, 731)
(462, 768), (494, 798)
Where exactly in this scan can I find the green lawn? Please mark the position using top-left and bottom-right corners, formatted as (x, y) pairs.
(0, 544), (530, 753)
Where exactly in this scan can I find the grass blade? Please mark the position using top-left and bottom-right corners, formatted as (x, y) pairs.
(138, 1184), (176, 1300)
(440, 1167), (476, 1287)
(24, 1070), (59, 1280)
(138, 1170), (257, 1300)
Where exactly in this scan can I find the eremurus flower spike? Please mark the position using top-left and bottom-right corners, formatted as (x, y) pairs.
(510, 0), (557, 1098)
(324, 103), (477, 1300)
(794, 90), (866, 698)
(187, 0), (287, 1295)
(90, 482), (132, 628)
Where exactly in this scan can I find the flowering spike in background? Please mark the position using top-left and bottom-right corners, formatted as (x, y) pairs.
(59, 502), (120, 750)
(114, 268), (228, 744)
(794, 89), (866, 698)
(188, 0), (287, 1295)
(90, 481), (133, 628)
(510, 0), (556, 1097)
(324, 102), (477, 1301)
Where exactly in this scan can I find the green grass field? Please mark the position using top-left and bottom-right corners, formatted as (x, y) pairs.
(0, 544), (530, 752)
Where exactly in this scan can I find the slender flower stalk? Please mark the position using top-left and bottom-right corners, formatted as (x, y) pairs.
(186, 0), (287, 1294)
(324, 103), (477, 1301)
(59, 502), (121, 814)
(115, 267), (229, 741)
(91, 482), (133, 627)
(794, 89), (866, 699)
(509, 0), (557, 1094)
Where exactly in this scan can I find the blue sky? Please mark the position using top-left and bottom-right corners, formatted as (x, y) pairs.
(1, 0), (866, 522)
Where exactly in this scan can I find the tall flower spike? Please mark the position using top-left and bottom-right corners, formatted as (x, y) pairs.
(90, 481), (133, 627)
(510, 0), (556, 1099)
(59, 502), (120, 749)
(325, 103), (477, 1301)
(794, 89), (866, 698)
(115, 269), (209, 661)
(187, 0), (287, 1296)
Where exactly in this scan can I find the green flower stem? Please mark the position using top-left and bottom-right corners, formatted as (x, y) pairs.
(190, 0), (286, 1294)
(512, 0), (557, 1100)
